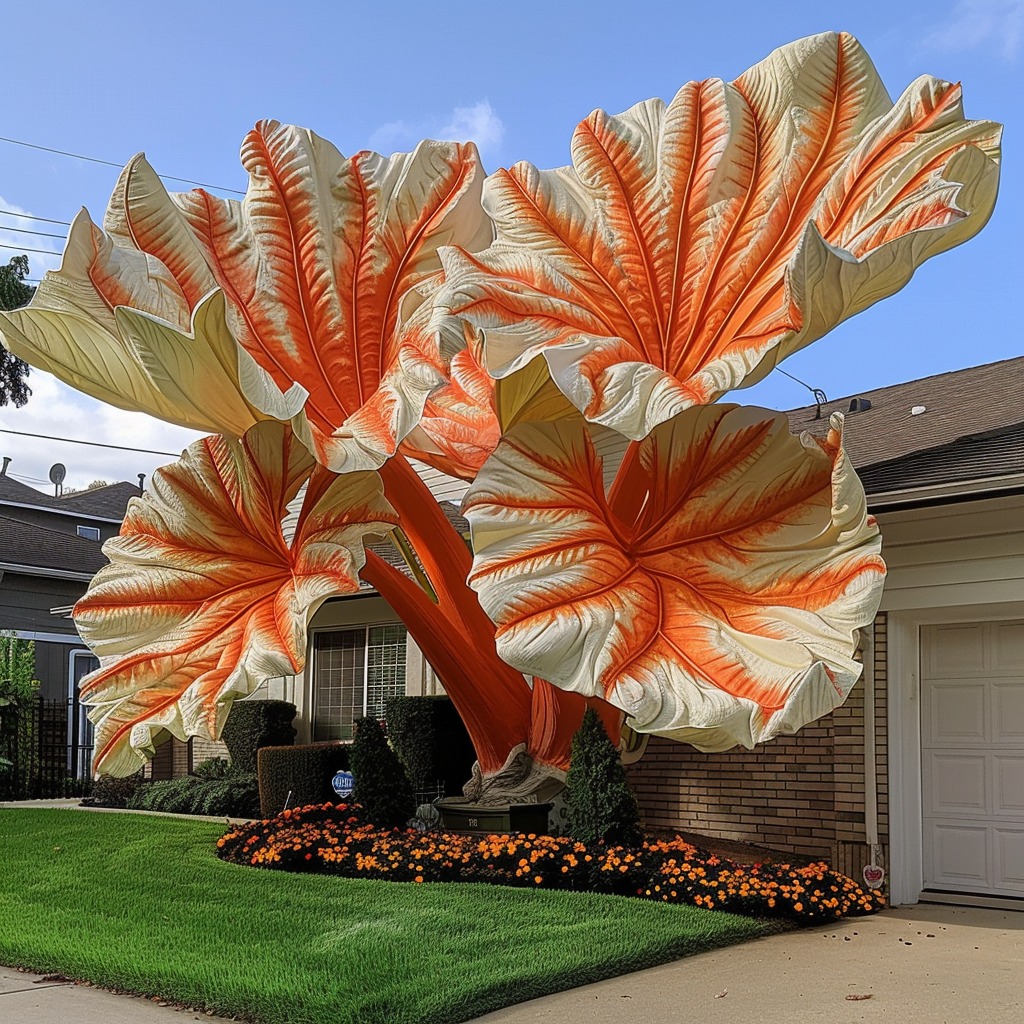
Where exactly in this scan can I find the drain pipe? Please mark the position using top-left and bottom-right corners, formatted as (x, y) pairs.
(862, 623), (883, 869)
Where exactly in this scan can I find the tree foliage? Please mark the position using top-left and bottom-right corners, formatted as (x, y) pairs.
(0, 255), (32, 407)
(564, 707), (643, 847)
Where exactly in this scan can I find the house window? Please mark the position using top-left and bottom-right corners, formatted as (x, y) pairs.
(311, 624), (407, 741)
(77, 525), (101, 541)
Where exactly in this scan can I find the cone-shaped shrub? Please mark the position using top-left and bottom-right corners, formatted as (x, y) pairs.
(350, 717), (415, 829)
(565, 706), (643, 846)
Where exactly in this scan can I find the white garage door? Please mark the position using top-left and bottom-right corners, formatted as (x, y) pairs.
(921, 620), (1024, 898)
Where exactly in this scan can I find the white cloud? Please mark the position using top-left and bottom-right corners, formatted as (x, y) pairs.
(924, 0), (1024, 61)
(0, 370), (203, 493)
(369, 100), (506, 167)
(439, 101), (505, 154)
(0, 195), (64, 282)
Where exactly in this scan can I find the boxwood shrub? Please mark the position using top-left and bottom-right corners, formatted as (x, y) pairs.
(257, 742), (350, 818)
(221, 699), (297, 774)
(384, 695), (476, 799)
(127, 770), (260, 818)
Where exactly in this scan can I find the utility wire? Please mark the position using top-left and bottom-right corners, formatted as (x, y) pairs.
(0, 242), (61, 256)
(0, 427), (180, 458)
(0, 208), (71, 226)
(0, 225), (67, 240)
(0, 135), (245, 195)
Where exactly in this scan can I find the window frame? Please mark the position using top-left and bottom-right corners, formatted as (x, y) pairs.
(309, 621), (408, 741)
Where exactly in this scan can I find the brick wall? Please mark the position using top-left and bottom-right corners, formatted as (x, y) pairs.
(627, 615), (889, 873)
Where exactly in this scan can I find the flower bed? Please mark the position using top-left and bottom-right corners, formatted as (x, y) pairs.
(217, 802), (884, 923)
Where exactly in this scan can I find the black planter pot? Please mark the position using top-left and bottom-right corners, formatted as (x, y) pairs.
(434, 797), (553, 835)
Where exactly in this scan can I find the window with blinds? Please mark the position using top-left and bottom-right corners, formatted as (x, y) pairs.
(311, 624), (407, 741)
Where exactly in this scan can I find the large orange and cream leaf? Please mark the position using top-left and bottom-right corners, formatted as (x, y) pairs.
(438, 31), (1000, 440)
(74, 421), (397, 777)
(463, 408), (884, 751)
(400, 346), (502, 480)
(175, 122), (492, 472)
(0, 185), (305, 437)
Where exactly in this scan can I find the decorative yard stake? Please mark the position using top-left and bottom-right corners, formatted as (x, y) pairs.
(0, 33), (1000, 800)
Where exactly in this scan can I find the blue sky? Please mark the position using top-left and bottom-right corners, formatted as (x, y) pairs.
(0, 0), (1019, 489)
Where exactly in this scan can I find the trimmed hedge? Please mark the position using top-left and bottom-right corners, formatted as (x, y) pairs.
(257, 742), (349, 818)
(127, 772), (260, 818)
(87, 770), (146, 809)
(384, 695), (476, 798)
(222, 700), (297, 774)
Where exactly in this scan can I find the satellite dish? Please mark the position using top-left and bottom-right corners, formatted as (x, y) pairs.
(48, 463), (66, 485)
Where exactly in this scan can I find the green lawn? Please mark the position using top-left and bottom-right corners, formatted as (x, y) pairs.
(0, 809), (773, 1023)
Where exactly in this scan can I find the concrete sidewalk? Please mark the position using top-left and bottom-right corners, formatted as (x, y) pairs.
(0, 965), (232, 1022)
(473, 903), (1023, 1024)
(1, 904), (1019, 1023)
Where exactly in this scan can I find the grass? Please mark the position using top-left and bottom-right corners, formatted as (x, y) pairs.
(0, 809), (774, 1023)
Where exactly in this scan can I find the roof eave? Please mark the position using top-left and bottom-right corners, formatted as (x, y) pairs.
(867, 472), (1024, 513)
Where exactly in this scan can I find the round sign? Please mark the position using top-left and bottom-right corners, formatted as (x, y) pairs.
(863, 864), (885, 889)
(332, 770), (354, 798)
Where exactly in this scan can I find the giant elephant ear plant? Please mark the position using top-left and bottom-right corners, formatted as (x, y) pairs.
(0, 32), (1000, 800)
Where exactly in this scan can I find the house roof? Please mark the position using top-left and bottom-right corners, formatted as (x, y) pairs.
(56, 481), (141, 519)
(0, 514), (109, 576)
(0, 473), (139, 520)
(785, 355), (1024, 471)
(359, 501), (469, 591)
(784, 356), (1024, 496)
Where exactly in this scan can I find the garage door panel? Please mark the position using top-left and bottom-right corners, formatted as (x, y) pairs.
(993, 621), (1024, 670)
(924, 753), (987, 815)
(925, 624), (986, 676)
(994, 829), (1024, 892)
(993, 756), (1024, 814)
(926, 823), (990, 887)
(927, 682), (987, 744)
(993, 683), (1024, 741)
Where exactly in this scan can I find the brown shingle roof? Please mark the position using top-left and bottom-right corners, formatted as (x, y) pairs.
(0, 514), (109, 575)
(785, 355), (1024, 471)
(57, 481), (140, 519)
(0, 474), (138, 519)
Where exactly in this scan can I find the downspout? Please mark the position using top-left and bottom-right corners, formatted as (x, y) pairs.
(862, 623), (883, 868)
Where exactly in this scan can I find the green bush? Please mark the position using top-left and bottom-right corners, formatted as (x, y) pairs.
(221, 700), (296, 774)
(0, 633), (40, 796)
(385, 695), (476, 799)
(88, 771), (146, 809)
(257, 742), (350, 818)
(565, 707), (643, 848)
(127, 773), (260, 818)
(193, 757), (231, 780)
(350, 717), (414, 829)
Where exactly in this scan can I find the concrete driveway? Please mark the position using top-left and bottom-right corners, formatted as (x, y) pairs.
(473, 903), (1023, 1024)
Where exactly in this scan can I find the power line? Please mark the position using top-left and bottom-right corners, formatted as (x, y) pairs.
(0, 427), (180, 458)
(0, 242), (61, 256)
(0, 225), (67, 240)
(0, 208), (71, 227)
(0, 135), (245, 195)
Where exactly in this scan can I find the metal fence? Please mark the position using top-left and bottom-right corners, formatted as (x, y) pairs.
(0, 697), (92, 800)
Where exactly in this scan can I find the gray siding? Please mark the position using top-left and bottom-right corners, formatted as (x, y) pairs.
(0, 571), (88, 700)
(0, 504), (119, 541)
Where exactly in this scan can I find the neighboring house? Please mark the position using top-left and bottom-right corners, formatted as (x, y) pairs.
(0, 463), (139, 780)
